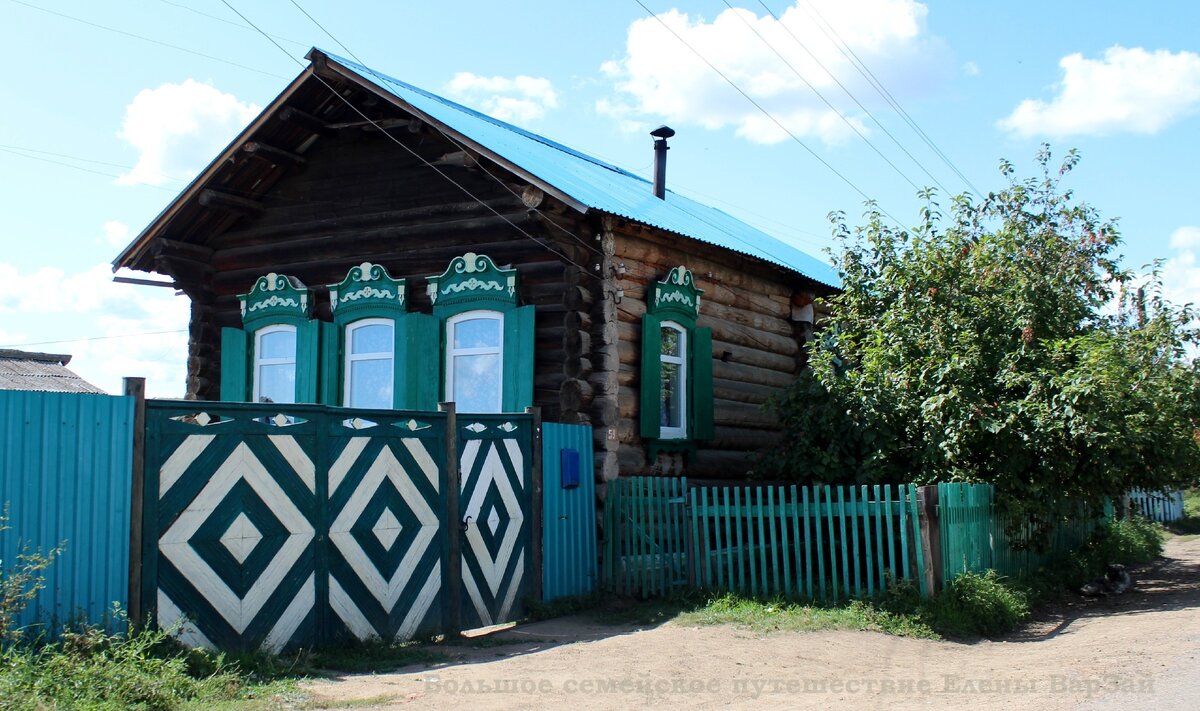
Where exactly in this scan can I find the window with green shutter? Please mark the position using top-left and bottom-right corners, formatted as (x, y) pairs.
(639, 266), (714, 457)
(324, 262), (439, 410)
(427, 252), (534, 413)
(220, 273), (320, 404)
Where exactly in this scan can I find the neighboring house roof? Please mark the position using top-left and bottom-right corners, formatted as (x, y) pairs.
(114, 48), (840, 290)
(320, 52), (840, 289)
(0, 349), (106, 394)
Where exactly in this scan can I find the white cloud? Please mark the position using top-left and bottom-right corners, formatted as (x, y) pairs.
(0, 262), (189, 397)
(600, 1), (947, 145)
(445, 73), (560, 122)
(116, 79), (260, 186)
(100, 220), (131, 247)
(962, 61), (980, 77)
(1162, 226), (1200, 311)
(999, 46), (1200, 138)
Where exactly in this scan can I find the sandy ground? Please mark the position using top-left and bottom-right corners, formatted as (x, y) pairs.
(302, 536), (1200, 710)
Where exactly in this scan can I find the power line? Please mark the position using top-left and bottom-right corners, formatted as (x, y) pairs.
(0, 329), (187, 349)
(718, 0), (926, 194)
(795, 0), (983, 198)
(0, 146), (180, 191)
(749, 0), (955, 196)
(631, 0), (908, 231)
(218, 0), (607, 281)
(6, 0), (286, 79)
(153, 0), (309, 49)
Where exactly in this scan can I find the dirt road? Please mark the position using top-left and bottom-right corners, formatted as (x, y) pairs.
(304, 536), (1200, 710)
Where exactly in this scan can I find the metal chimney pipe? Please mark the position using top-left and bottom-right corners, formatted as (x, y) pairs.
(650, 125), (675, 200)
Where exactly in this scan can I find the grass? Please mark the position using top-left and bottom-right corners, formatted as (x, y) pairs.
(1166, 488), (1200, 536)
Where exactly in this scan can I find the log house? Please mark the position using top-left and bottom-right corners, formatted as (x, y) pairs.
(112, 49), (839, 482)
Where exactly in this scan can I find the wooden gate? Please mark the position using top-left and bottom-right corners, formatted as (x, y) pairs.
(140, 401), (533, 652)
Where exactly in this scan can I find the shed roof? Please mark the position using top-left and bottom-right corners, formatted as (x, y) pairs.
(320, 52), (839, 289)
(0, 349), (106, 394)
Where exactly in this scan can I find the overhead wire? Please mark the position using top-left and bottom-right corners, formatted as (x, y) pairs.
(795, 0), (984, 198)
(216, 0), (608, 282)
(718, 0), (926, 194)
(631, 0), (908, 232)
(152, 0), (309, 49)
(6, 0), (286, 79)
(748, 0), (954, 196)
(0, 329), (187, 349)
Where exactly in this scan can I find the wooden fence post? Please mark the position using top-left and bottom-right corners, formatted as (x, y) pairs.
(916, 485), (941, 596)
(526, 406), (543, 604)
(440, 402), (461, 638)
(123, 377), (147, 628)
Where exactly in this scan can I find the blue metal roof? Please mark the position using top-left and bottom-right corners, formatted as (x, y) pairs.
(324, 52), (840, 289)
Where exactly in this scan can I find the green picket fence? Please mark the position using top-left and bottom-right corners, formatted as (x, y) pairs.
(938, 482), (1112, 582)
(603, 478), (928, 600)
(602, 476), (691, 597)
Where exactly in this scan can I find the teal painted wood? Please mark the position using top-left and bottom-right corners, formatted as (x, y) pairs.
(457, 414), (533, 628)
(0, 391), (134, 635)
(139, 401), (532, 651)
(541, 423), (596, 602)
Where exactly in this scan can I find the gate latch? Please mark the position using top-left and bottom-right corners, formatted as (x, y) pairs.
(460, 516), (472, 532)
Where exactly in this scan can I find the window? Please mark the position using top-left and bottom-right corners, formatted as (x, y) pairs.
(253, 325), (297, 404)
(659, 322), (687, 439)
(445, 310), (503, 413)
(344, 318), (394, 409)
(639, 266), (714, 454)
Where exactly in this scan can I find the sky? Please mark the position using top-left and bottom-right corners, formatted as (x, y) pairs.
(1, 0), (1198, 397)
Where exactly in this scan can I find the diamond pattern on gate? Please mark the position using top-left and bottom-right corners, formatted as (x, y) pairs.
(460, 436), (527, 628)
(156, 436), (316, 652)
(328, 437), (443, 641)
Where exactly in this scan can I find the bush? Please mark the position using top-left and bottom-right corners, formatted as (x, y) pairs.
(925, 571), (1030, 638)
(1053, 517), (1164, 589)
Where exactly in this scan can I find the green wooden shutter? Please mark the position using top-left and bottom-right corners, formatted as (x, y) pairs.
(318, 321), (340, 406)
(639, 313), (663, 439)
(220, 327), (249, 402)
(296, 319), (320, 403)
(691, 326), (714, 441)
(396, 313), (440, 410)
(502, 305), (535, 412)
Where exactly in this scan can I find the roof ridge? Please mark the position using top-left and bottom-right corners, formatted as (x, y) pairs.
(323, 51), (649, 185)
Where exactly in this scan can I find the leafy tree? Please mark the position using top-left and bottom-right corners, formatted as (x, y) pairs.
(764, 147), (1200, 523)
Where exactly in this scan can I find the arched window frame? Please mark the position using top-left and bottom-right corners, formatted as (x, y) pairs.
(342, 317), (395, 409)
(252, 324), (298, 404)
(658, 321), (688, 440)
(428, 252), (534, 414)
(640, 266), (713, 458)
(444, 309), (505, 414)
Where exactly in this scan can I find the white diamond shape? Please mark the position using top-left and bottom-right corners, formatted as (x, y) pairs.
(220, 513), (262, 564)
(159, 442), (314, 635)
(330, 442), (440, 611)
(373, 508), (403, 550)
(486, 508), (501, 536)
(196, 412), (212, 426)
(465, 422), (487, 433)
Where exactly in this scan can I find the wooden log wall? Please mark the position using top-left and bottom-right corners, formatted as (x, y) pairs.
(597, 219), (822, 479)
(168, 124), (600, 415)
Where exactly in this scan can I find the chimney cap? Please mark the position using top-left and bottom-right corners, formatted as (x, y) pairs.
(650, 125), (676, 139)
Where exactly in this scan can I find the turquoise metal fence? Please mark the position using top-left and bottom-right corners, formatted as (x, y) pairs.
(541, 423), (596, 601)
(0, 390), (134, 634)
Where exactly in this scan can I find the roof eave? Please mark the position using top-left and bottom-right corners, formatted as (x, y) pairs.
(111, 67), (318, 273)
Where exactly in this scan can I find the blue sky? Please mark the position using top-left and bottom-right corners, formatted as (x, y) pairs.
(2, 0), (1198, 396)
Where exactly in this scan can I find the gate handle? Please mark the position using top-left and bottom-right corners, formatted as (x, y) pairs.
(460, 515), (472, 531)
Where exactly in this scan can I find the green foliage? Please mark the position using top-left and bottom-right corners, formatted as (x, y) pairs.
(764, 147), (1200, 524)
(1170, 488), (1200, 534)
(925, 571), (1030, 638)
(0, 508), (64, 645)
(1049, 517), (1164, 590)
(677, 592), (937, 639)
(0, 623), (248, 710)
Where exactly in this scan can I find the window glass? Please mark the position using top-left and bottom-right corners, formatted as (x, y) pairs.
(351, 323), (392, 354)
(259, 329), (296, 359)
(659, 323), (687, 438)
(254, 325), (296, 404)
(446, 311), (503, 413)
(345, 319), (394, 409)
(453, 318), (501, 349)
